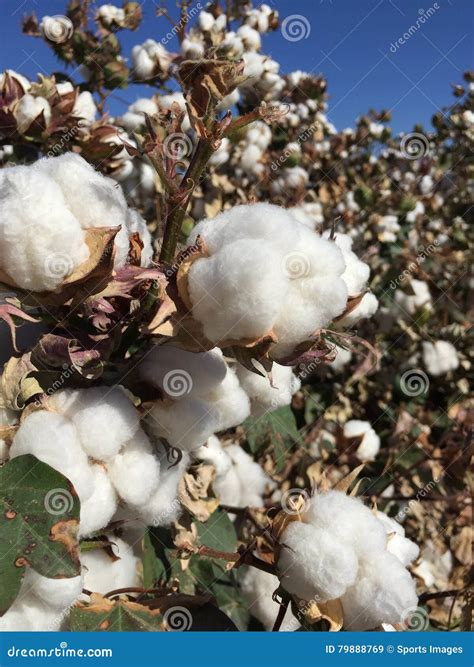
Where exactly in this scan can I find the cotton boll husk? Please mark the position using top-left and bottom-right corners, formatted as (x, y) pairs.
(205, 366), (251, 432)
(225, 443), (274, 507)
(376, 512), (420, 566)
(78, 464), (117, 538)
(81, 537), (140, 594)
(337, 292), (378, 327)
(35, 153), (131, 267)
(10, 411), (94, 501)
(131, 452), (189, 527)
(278, 522), (358, 602)
(126, 209), (154, 266)
(237, 362), (300, 416)
(188, 240), (288, 342)
(304, 490), (388, 558)
(23, 567), (83, 610)
(422, 340), (459, 376)
(241, 568), (299, 631)
(107, 428), (160, 506)
(0, 165), (89, 291)
(138, 345), (227, 399)
(66, 386), (140, 461)
(341, 552), (418, 630)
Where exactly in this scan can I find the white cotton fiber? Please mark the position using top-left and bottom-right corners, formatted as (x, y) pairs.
(148, 397), (219, 451)
(81, 537), (140, 594)
(337, 292), (379, 328)
(138, 345), (227, 399)
(225, 443), (273, 507)
(304, 490), (388, 558)
(341, 552), (418, 630)
(237, 362), (300, 416)
(0, 590), (64, 631)
(343, 420), (380, 462)
(10, 411), (94, 502)
(78, 464), (118, 537)
(186, 204), (356, 353)
(0, 165), (89, 290)
(122, 98), (158, 131)
(376, 512), (420, 566)
(15, 94), (51, 133)
(394, 279), (432, 315)
(240, 568), (298, 631)
(422, 340), (459, 376)
(23, 568), (83, 610)
(188, 240), (289, 342)
(205, 366), (251, 432)
(193, 435), (233, 477)
(107, 428), (160, 506)
(66, 386), (140, 461)
(131, 451), (189, 527)
(278, 522), (358, 602)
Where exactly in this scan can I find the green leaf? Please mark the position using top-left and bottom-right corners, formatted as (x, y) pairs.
(242, 405), (299, 471)
(0, 454), (81, 615)
(195, 509), (237, 553)
(69, 599), (163, 632)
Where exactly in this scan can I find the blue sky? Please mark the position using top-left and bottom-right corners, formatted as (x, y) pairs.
(1, 0), (472, 133)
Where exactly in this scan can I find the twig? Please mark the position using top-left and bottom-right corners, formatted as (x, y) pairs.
(272, 597), (289, 632)
(418, 589), (461, 604)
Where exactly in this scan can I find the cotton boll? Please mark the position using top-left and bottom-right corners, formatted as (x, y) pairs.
(0, 165), (89, 291)
(138, 345), (227, 399)
(331, 233), (370, 296)
(67, 386), (140, 461)
(237, 25), (261, 51)
(341, 552), (418, 630)
(278, 522), (358, 602)
(79, 464), (118, 537)
(81, 537), (140, 594)
(376, 512), (419, 566)
(35, 152), (132, 267)
(305, 490), (388, 558)
(0, 591), (64, 631)
(209, 137), (231, 166)
(330, 345), (352, 372)
(237, 362), (300, 416)
(343, 420), (380, 462)
(205, 366), (251, 432)
(422, 340), (459, 376)
(107, 429), (160, 506)
(72, 91), (97, 124)
(10, 411), (94, 502)
(241, 568), (298, 631)
(131, 452), (189, 527)
(122, 98), (158, 132)
(15, 94), (51, 133)
(394, 279), (432, 316)
(188, 240), (288, 342)
(245, 121), (272, 150)
(0, 69), (31, 92)
(23, 568), (83, 610)
(193, 435), (233, 477)
(131, 40), (171, 80)
(148, 397), (219, 451)
(337, 292), (378, 327)
(225, 443), (274, 507)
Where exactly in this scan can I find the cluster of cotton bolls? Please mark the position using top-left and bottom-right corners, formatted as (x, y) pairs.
(342, 420), (381, 462)
(184, 203), (377, 358)
(0, 152), (153, 291)
(140, 346), (250, 451)
(234, 121), (272, 178)
(277, 490), (419, 630)
(193, 436), (274, 508)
